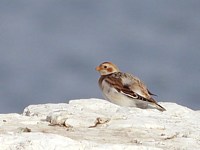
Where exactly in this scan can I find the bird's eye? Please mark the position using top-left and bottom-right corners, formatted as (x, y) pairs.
(104, 66), (107, 69)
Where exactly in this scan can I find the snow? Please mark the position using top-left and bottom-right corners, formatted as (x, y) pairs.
(0, 98), (200, 150)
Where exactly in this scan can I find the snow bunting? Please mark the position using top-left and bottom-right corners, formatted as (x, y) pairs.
(96, 62), (166, 111)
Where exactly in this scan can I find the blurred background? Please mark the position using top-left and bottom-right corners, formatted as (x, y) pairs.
(0, 1), (200, 113)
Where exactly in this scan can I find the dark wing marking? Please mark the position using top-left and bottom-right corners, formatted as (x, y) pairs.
(147, 89), (157, 96)
(119, 87), (157, 103)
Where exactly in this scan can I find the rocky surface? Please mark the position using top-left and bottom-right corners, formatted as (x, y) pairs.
(0, 98), (200, 150)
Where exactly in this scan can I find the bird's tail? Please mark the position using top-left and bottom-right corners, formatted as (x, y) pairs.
(154, 103), (166, 112)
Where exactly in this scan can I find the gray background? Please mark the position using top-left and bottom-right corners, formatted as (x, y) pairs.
(1, 1), (200, 113)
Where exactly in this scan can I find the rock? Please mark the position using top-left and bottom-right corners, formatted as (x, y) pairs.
(0, 98), (200, 150)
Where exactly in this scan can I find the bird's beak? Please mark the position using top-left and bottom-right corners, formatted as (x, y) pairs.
(95, 66), (101, 71)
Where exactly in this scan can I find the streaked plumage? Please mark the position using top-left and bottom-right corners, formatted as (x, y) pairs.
(96, 62), (166, 111)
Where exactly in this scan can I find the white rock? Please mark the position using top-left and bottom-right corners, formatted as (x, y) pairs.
(0, 98), (200, 150)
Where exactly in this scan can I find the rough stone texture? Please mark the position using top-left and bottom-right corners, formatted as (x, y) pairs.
(0, 98), (200, 150)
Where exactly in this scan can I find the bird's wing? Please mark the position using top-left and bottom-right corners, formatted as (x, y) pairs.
(104, 72), (157, 103)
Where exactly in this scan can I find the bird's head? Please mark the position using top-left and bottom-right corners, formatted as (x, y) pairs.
(96, 62), (120, 75)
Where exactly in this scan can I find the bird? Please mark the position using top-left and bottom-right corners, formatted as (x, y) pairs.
(95, 62), (166, 112)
